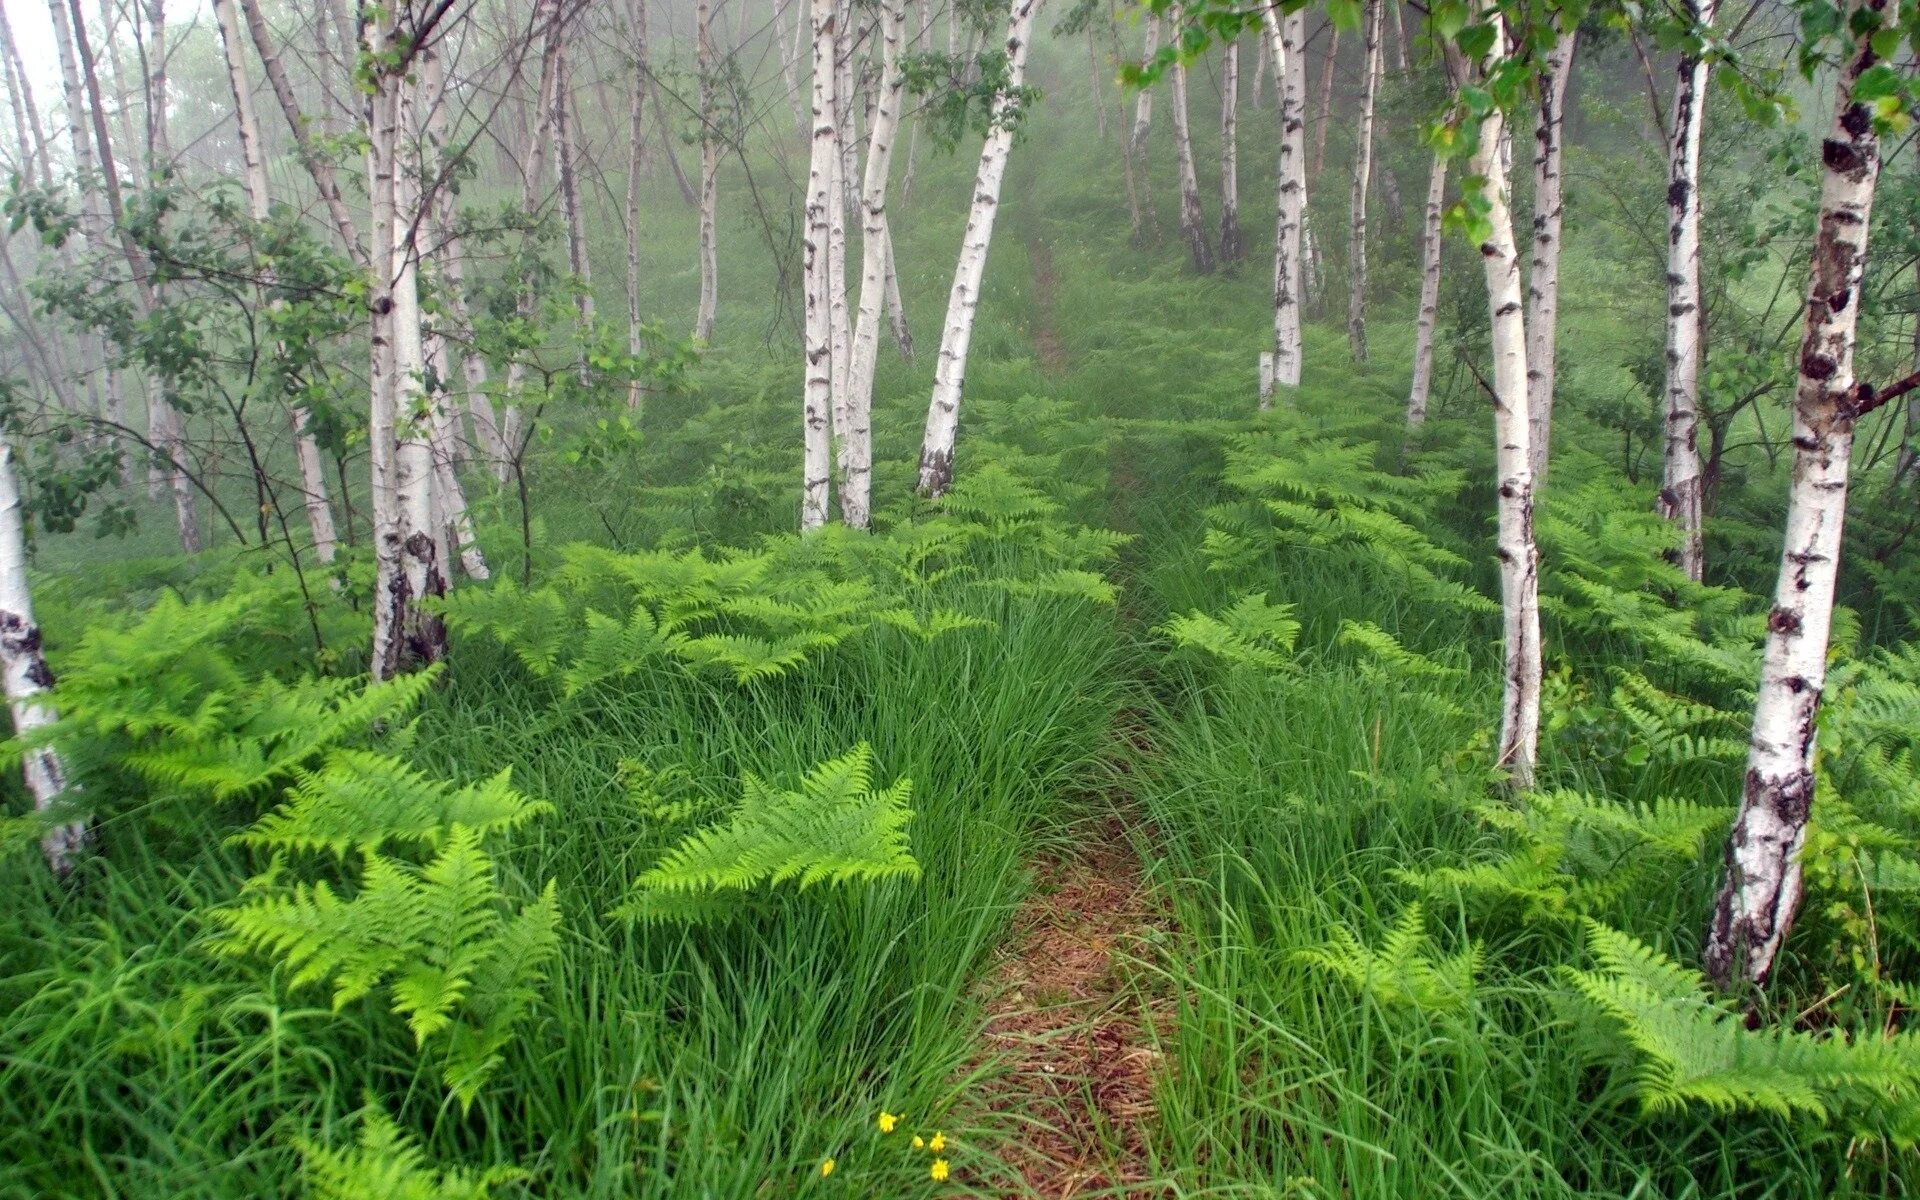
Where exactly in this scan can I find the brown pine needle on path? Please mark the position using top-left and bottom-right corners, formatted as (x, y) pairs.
(968, 815), (1173, 1198)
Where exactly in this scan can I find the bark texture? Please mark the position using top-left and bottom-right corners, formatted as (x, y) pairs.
(1524, 27), (1576, 483)
(800, 0), (839, 529)
(1656, 2), (1714, 581)
(1704, 11), (1883, 990)
(1167, 12), (1215, 275)
(1260, 6), (1306, 402)
(1347, 0), (1382, 362)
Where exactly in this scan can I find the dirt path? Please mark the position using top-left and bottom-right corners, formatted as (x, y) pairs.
(970, 814), (1168, 1197)
(965, 230), (1169, 1198)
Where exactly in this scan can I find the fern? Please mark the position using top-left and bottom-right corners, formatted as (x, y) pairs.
(234, 751), (549, 858)
(297, 1109), (526, 1200)
(614, 744), (918, 923)
(1565, 922), (1920, 1139)
(1160, 592), (1301, 671)
(1295, 903), (1481, 1012)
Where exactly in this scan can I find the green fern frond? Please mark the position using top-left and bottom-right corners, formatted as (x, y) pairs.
(1159, 592), (1300, 672)
(297, 1108), (526, 1200)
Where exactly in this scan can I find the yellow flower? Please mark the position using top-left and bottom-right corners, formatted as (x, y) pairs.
(819, 1158), (836, 1178)
(877, 1112), (899, 1134)
(930, 1158), (950, 1182)
(928, 1132), (947, 1153)
(911, 1136), (925, 1150)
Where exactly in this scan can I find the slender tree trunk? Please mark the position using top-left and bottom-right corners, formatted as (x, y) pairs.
(1407, 149), (1448, 425)
(212, 0), (339, 566)
(55, 0), (201, 553)
(1250, 24), (1269, 110)
(1310, 24), (1338, 179)
(627, 0), (650, 410)
(1090, 27), (1109, 141)
(1387, 0), (1408, 74)
(501, 0), (565, 476)
(1901, 266), (1920, 485)
(1219, 41), (1242, 264)
(1468, 12), (1541, 790)
(915, 0), (1040, 497)
(1656, 5), (1713, 579)
(1260, 6), (1306, 404)
(1347, 0), (1382, 362)
(695, 0), (720, 340)
(1524, 26), (1576, 483)
(234, 0), (365, 262)
(553, 51), (594, 355)
(0, 439), (85, 873)
(778, 0), (806, 140)
(1167, 14), (1214, 274)
(883, 231), (912, 361)
(801, 0), (839, 529)
(1127, 14), (1161, 244)
(841, 0), (906, 528)
(1704, 16), (1882, 991)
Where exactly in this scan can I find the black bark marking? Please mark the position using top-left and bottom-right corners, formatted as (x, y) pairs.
(1767, 605), (1801, 635)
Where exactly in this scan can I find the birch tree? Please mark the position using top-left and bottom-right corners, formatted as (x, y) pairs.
(801, 0), (839, 529)
(1654, 0), (1714, 580)
(1466, 11), (1541, 790)
(0, 439), (84, 873)
(1167, 9), (1216, 274)
(1406, 148), (1447, 425)
(1523, 25), (1576, 482)
(1259, 6), (1306, 406)
(841, 0), (908, 528)
(1219, 40), (1242, 264)
(916, 0), (1041, 497)
(1703, 8), (1911, 989)
(1347, 0), (1382, 361)
(695, 0), (721, 341)
(1126, 13), (1161, 242)
(211, 0), (340, 567)
(627, 0), (651, 410)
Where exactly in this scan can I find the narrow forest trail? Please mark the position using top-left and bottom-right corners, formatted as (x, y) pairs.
(965, 219), (1174, 1198)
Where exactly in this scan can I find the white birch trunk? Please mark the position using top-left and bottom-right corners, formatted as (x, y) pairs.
(212, 0), (339, 566)
(1219, 41), (1242, 264)
(1704, 19), (1883, 990)
(500, 0), (565, 476)
(553, 53), (594, 351)
(1347, 0), (1382, 362)
(800, 0), (839, 530)
(1127, 14), (1160, 244)
(1260, 7), (1306, 402)
(1469, 13), (1541, 790)
(1524, 27), (1576, 483)
(1167, 14), (1215, 275)
(0, 439), (84, 873)
(1656, 4), (1713, 581)
(1310, 25), (1338, 179)
(1407, 149), (1447, 426)
(915, 0), (1040, 497)
(627, 0), (650, 410)
(695, 0), (720, 341)
(841, 0), (907, 528)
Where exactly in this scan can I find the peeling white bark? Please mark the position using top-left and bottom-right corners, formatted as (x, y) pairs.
(801, 0), (839, 530)
(1408, 149), (1447, 426)
(1347, 0), (1382, 362)
(1260, 6), (1305, 401)
(1468, 12), (1541, 790)
(1656, 3), (1713, 581)
(695, 0), (720, 341)
(1219, 41), (1242, 264)
(1524, 26), (1576, 483)
(1705, 15), (1882, 990)
(841, 0), (906, 529)
(0, 439), (84, 873)
(1167, 12), (1215, 275)
(915, 0), (1040, 497)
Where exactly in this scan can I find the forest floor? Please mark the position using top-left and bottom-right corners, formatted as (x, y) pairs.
(968, 231), (1170, 1197)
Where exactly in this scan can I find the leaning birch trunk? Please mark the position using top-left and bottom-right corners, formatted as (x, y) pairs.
(0, 439), (85, 873)
(1167, 16), (1216, 275)
(1347, 0), (1382, 362)
(1127, 14), (1161, 243)
(1655, 2), (1713, 581)
(1259, 6), (1306, 404)
(1218, 41), (1242, 264)
(1310, 25), (1338, 179)
(841, 0), (907, 528)
(1703, 17), (1883, 991)
(1407, 148), (1447, 426)
(1524, 26), (1576, 483)
(800, 0), (839, 530)
(695, 0), (720, 341)
(211, 0), (338, 565)
(915, 0), (1040, 497)
(1468, 15), (1541, 790)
